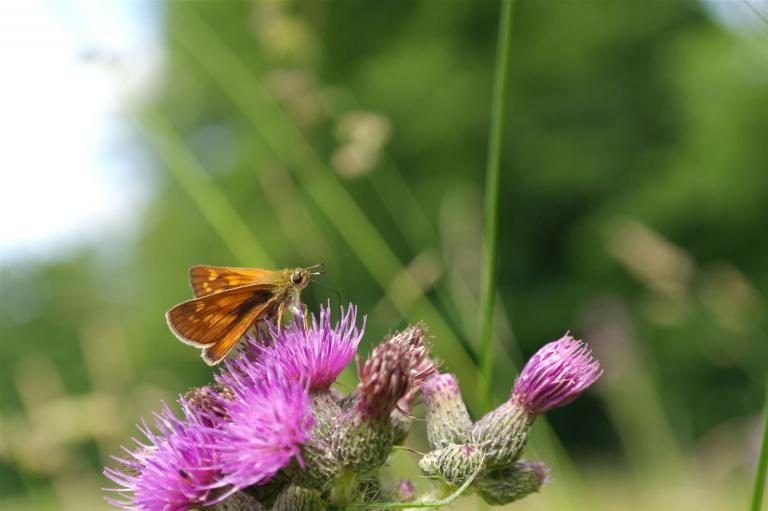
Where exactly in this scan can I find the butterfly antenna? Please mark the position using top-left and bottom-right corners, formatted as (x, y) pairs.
(310, 279), (342, 306)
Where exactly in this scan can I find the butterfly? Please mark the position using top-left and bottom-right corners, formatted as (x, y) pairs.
(166, 264), (322, 365)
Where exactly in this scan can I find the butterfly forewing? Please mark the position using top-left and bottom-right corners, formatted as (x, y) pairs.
(166, 283), (275, 353)
(189, 265), (276, 298)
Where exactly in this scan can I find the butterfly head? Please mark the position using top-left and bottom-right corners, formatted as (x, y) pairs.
(288, 263), (324, 290)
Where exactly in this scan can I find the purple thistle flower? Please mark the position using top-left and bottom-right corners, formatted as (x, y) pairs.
(214, 365), (314, 490)
(103, 402), (229, 511)
(511, 333), (602, 415)
(242, 303), (365, 392)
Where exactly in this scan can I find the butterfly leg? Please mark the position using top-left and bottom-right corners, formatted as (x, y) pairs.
(276, 301), (286, 334)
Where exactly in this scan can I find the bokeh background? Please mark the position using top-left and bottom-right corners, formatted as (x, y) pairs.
(1, 1), (767, 510)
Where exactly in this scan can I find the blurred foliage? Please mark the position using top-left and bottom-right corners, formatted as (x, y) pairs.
(1, 0), (767, 509)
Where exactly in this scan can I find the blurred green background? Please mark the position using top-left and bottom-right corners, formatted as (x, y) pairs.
(1, 1), (767, 510)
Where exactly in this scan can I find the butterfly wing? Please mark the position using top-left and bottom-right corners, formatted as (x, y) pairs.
(189, 265), (277, 298)
(166, 283), (276, 365)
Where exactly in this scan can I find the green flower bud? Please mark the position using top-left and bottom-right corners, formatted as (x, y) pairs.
(273, 485), (328, 511)
(470, 400), (533, 467)
(291, 438), (341, 491)
(475, 459), (549, 505)
(419, 443), (486, 486)
(394, 479), (416, 502)
(311, 391), (343, 435)
(288, 392), (343, 490)
(422, 373), (472, 449)
(331, 409), (395, 471)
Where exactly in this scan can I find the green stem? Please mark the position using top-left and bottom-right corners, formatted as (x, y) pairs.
(355, 467), (482, 509)
(751, 377), (768, 511)
(478, 0), (515, 411)
(331, 470), (358, 509)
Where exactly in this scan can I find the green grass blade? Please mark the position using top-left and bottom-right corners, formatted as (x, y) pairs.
(478, 0), (515, 410)
(752, 377), (768, 511)
(139, 111), (274, 268)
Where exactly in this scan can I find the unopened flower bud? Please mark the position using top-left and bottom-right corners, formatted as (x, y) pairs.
(291, 438), (341, 491)
(422, 373), (472, 449)
(330, 341), (411, 471)
(394, 479), (416, 502)
(273, 485), (327, 511)
(291, 392), (342, 490)
(475, 459), (549, 505)
(331, 411), (395, 471)
(471, 399), (532, 467)
(419, 444), (485, 486)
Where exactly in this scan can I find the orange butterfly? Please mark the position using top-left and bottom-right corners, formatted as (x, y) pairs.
(166, 264), (322, 365)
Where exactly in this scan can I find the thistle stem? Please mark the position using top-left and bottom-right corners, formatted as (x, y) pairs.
(478, 0), (515, 410)
(751, 377), (768, 511)
(355, 466), (482, 509)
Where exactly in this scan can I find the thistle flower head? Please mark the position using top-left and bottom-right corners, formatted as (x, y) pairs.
(214, 366), (314, 490)
(103, 402), (228, 511)
(357, 341), (411, 420)
(512, 334), (602, 415)
(386, 322), (439, 403)
(243, 303), (364, 392)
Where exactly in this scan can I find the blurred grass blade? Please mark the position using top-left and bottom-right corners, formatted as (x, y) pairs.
(478, 0), (515, 410)
(752, 378), (768, 511)
(139, 111), (273, 268)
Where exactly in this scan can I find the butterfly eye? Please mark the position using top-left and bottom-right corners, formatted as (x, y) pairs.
(291, 272), (303, 284)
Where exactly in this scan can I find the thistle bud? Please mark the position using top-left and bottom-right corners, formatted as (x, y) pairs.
(290, 438), (341, 491)
(475, 460), (549, 505)
(419, 443), (485, 486)
(470, 399), (532, 467)
(330, 340), (410, 471)
(272, 485), (328, 511)
(331, 411), (395, 471)
(394, 479), (416, 502)
(386, 322), (439, 401)
(422, 373), (472, 449)
(357, 342), (411, 420)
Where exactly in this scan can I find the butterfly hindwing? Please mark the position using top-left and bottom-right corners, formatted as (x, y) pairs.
(166, 283), (275, 355)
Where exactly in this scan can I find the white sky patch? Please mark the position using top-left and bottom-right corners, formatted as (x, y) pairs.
(0, 0), (161, 263)
(701, 0), (768, 29)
